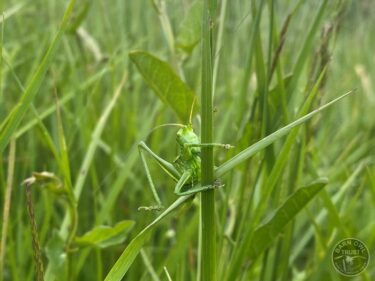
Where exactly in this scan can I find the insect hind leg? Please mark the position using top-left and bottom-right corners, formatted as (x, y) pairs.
(175, 179), (224, 196)
(138, 141), (180, 210)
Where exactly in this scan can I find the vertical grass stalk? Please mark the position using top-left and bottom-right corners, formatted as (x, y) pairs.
(200, 0), (216, 280)
(25, 183), (44, 281)
(0, 139), (16, 281)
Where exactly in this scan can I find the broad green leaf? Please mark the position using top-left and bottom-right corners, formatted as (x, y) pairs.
(75, 220), (135, 248)
(176, 0), (202, 53)
(248, 179), (327, 261)
(129, 51), (197, 122)
(0, 0), (76, 155)
(215, 90), (354, 177)
(104, 195), (193, 281)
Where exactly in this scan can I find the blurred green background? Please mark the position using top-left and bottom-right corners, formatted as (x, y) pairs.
(0, 0), (374, 280)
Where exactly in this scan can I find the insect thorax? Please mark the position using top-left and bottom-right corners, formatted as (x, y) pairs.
(173, 125), (201, 184)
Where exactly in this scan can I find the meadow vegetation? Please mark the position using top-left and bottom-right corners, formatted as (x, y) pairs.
(0, 0), (374, 280)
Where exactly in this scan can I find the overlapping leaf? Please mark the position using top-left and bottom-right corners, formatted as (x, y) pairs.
(129, 51), (197, 122)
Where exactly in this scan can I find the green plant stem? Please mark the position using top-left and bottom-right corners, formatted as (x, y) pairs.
(0, 139), (16, 281)
(200, 1), (216, 281)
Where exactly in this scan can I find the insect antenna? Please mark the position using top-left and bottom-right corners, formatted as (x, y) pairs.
(188, 96), (197, 125)
(146, 123), (185, 141)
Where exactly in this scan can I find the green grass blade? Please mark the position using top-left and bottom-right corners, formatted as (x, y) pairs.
(225, 179), (327, 280)
(57, 74), (127, 240)
(0, 139), (16, 280)
(287, 0), (328, 106)
(252, 69), (327, 224)
(44, 74), (127, 281)
(0, 2), (26, 24)
(75, 220), (135, 248)
(104, 195), (193, 281)
(248, 179), (327, 261)
(200, 0), (217, 280)
(73, 74), (127, 200)
(367, 167), (375, 206)
(228, 71), (326, 276)
(215, 90), (354, 177)
(236, 0), (265, 127)
(150, 0), (176, 57)
(140, 249), (160, 281)
(156, 211), (199, 276)
(96, 102), (162, 224)
(175, 0), (202, 53)
(14, 67), (109, 139)
(0, 0), (76, 155)
(70, 103), (163, 275)
(290, 162), (368, 263)
(66, 1), (91, 33)
(55, 99), (73, 191)
(129, 51), (197, 122)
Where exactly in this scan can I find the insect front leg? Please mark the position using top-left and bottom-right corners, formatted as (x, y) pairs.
(184, 143), (235, 149)
(138, 141), (181, 209)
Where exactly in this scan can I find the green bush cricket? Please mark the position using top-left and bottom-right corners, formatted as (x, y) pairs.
(138, 99), (233, 209)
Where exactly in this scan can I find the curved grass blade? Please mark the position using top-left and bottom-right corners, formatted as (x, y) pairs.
(14, 67), (110, 139)
(129, 51), (197, 122)
(287, 0), (328, 105)
(0, 139), (16, 279)
(69, 103), (163, 276)
(252, 68), (327, 224)
(248, 179), (327, 261)
(0, 0), (76, 155)
(215, 90), (354, 177)
(291, 161), (368, 263)
(225, 179), (327, 280)
(44, 74), (127, 281)
(104, 195), (193, 281)
(57, 74), (127, 236)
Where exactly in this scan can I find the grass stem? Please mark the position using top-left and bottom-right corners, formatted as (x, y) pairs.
(0, 139), (16, 281)
(200, 1), (217, 280)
